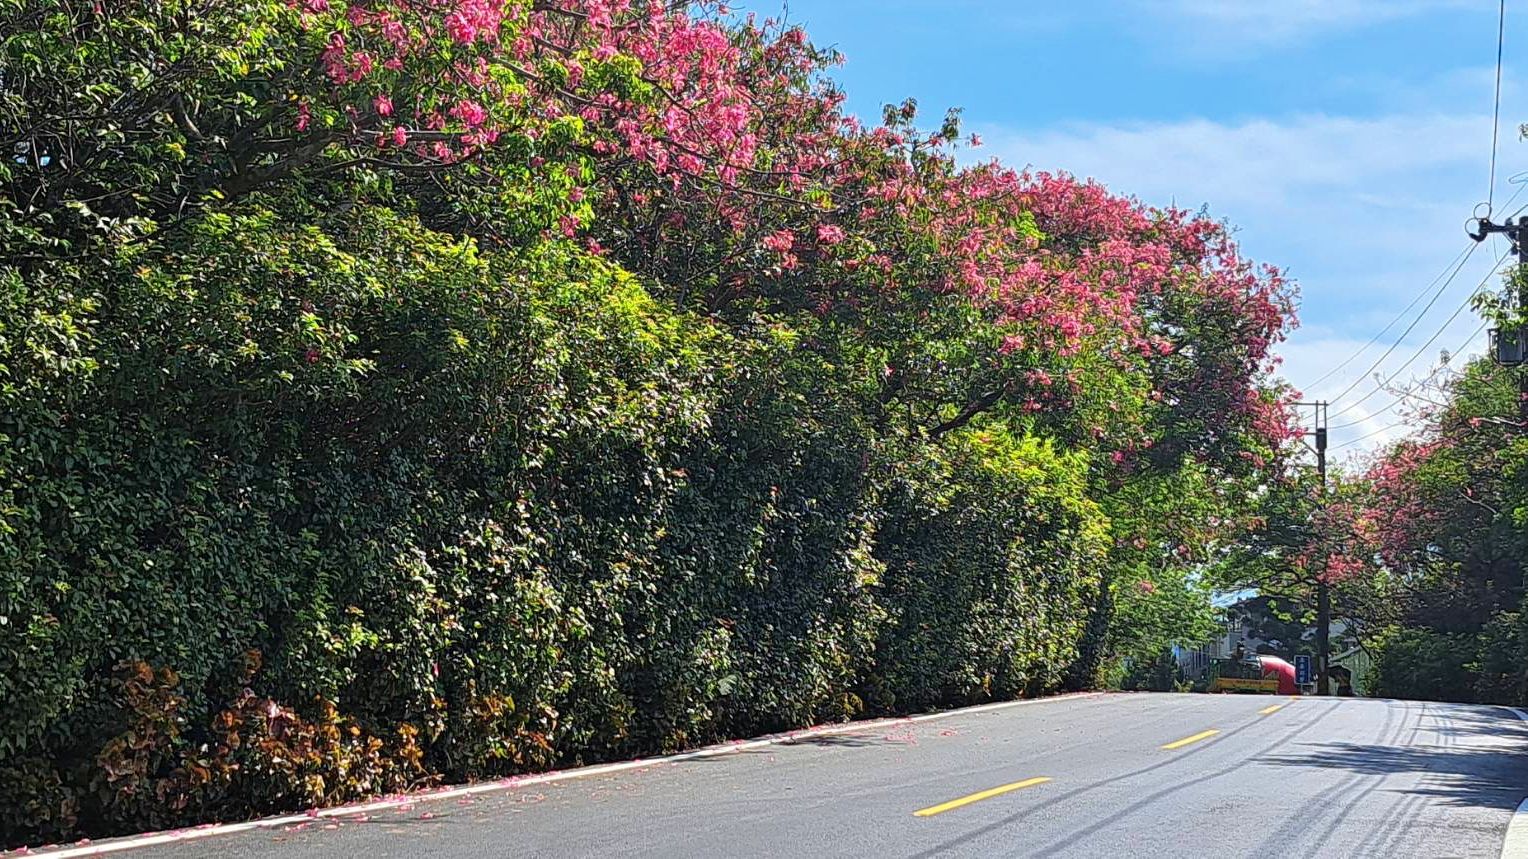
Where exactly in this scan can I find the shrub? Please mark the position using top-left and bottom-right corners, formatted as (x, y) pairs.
(1367, 629), (1478, 703)
(867, 430), (1106, 711)
(0, 199), (1112, 846)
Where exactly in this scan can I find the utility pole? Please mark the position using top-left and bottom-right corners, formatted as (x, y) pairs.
(1467, 216), (1528, 427)
(1295, 401), (1330, 695)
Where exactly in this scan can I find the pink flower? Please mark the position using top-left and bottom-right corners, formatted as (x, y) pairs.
(382, 18), (408, 49)
(816, 224), (846, 245)
(450, 99), (488, 128)
(373, 94), (393, 117)
(295, 102), (311, 132)
(444, 1), (504, 44)
(391, 125), (408, 146)
(762, 229), (795, 253)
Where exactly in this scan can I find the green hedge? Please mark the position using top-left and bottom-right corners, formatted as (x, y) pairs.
(869, 432), (1105, 711)
(1368, 629), (1483, 704)
(0, 200), (1106, 846)
(1369, 603), (1528, 705)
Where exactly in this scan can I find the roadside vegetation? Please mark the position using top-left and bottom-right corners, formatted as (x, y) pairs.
(0, 1), (1297, 845)
(1315, 351), (1528, 702)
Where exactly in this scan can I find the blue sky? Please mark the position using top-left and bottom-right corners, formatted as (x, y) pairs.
(758, 0), (1519, 454)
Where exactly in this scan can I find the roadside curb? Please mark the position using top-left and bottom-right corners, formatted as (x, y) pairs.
(1501, 707), (1528, 859)
(8, 691), (1103, 858)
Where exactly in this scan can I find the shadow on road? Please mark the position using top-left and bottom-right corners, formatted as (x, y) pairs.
(1256, 706), (1528, 812)
(1427, 706), (1528, 742)
(679, 731), (921, 763)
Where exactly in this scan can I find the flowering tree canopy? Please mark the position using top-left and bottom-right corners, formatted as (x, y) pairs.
(0, 0), (1305, 843)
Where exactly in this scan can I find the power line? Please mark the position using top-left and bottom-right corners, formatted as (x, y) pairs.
(1328, 318), (1490, 430)
(1330, 318), (1488, 429)
(1302, 179), (1528, 395)
(1329, 253), (1513, 420)
(1324, 242), (1486, 405)
(1332, 421), (1406, 451)
(1489, 0), (1507, 213)
(1302, 242), (1474, 390)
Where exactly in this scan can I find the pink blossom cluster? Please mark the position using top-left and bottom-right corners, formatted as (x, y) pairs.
(1286, 498), (1379, 584)
(926, 166), (1292, 370)
(1362, 438), (1452, 568)
(295, 0), (827, 186)
(284, 0), (1298, 451)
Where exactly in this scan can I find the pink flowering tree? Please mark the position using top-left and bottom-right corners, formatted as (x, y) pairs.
(577, 90), (1298, 469)
(2, 0), (840, 256)
(0, 0), (1324, 838)
(5, 0), (1296, 471)
(1361, 358), (1527, 631)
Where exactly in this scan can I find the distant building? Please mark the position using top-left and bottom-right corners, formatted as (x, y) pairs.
(1175, 594), (1359, 693)
(1329, 645), (1373, 696)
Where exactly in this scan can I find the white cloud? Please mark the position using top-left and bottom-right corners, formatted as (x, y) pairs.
(1148, 0), (1484, 44)
(976, 112), (1485, 215)
(1166, 0), (1473, 25)
(973, 110), (1515, 452)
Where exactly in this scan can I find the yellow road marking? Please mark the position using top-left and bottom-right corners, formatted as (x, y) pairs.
(913, 777), (1052, 817)
(1258, 703), (1285, 715)
(1161, 729), (1220, 750)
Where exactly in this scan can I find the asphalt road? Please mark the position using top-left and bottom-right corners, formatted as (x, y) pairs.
(28, 693), (1528, 858)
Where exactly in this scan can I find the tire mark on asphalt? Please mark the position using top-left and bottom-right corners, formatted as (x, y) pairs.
(1249, 698), (1405, 856)
(904, 700), (1346, 859)
(1353, 701), (1441, 858)
(1369, 701), (1495, 858)
(1024, 701), (1348, 858)
(1312, 700), (1418, 850)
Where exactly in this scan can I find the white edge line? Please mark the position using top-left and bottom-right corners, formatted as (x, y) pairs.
(1501, 708), (1528, 859)
(11, 692), (1102, 858)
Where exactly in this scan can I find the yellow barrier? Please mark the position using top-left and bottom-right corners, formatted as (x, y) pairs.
(1208, 677), (1280, 694)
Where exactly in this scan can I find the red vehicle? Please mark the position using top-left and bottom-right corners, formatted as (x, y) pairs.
(1205, 654), (1299, 695)
(1256, 655), (1299, 695)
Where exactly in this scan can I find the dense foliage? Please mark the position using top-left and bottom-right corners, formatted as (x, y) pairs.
(1342, 350), (1528, 703)
(0, 0), (1295, 846)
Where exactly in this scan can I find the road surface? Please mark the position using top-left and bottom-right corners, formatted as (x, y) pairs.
(24, 693), (1528, 858)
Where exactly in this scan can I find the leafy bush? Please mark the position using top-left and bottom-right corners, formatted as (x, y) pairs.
(1367, 629), (1478, 703)
(868, 431), (1106, 711)
(0, 199), (1119, 846)
(0, 0), (1295, 847)
(1115, 648), (1194, 693)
